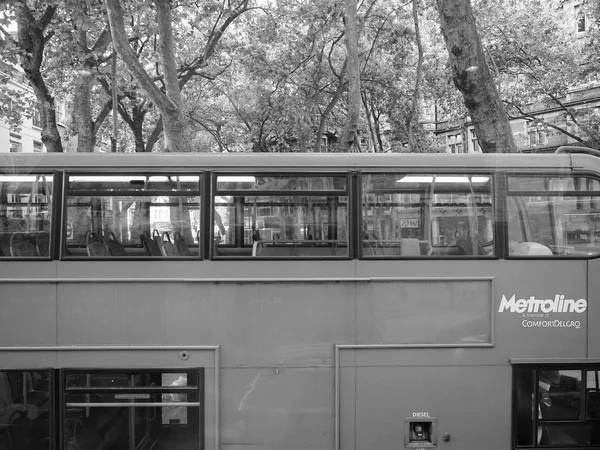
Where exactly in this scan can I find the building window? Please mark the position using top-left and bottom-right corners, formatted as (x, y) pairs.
(32, 108), (42, 128)
(33, 141), (44, 152)
(574, 4), (588, 33)
(447, 132), (463, 153)
(10, 140), (22, 153)
(56, 101), (66, 124)
(469, 128), (481, 153)
(527, 122), (547, 147)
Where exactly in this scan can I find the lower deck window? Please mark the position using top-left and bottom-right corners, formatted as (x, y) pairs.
(63, 369), (203, 450)
(514, 365), (600, 447)
(0, 370), (52, 450)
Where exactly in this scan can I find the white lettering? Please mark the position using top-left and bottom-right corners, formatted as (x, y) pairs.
(412, 412), (430, 418)
(499, 294), (587, 314)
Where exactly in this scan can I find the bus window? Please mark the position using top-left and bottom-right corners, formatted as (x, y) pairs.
(213, 174), (348, 257)
(508, 175), (600, 257)
(64, 174), (201, 258)
(513, 365), (600, 447)
(63, 369), (202, 450)
(362, 174), (493, 257)
(0, 370), (52, 450)
(0, 174), (53, 258)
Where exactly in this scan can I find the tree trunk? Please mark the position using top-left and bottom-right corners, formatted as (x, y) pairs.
(15, 4), (63, 153)
(155, 0), (187, 152)
(436, 0), (517, 153)
(341, 0), (361, 152)
(105, 0), (186, 152)
(73, 70), (94, 152)
(407, 0), (424, 152)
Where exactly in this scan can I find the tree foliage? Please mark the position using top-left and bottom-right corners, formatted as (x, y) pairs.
(0, 0), (598, 153)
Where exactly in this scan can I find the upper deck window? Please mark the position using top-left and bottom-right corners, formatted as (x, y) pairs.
(507, 175), (600, 257)
(0, 174), (53, 258)
(213, 174), (349, 258)
(64, 174), (201, 258)
(362, 173), (494, 257)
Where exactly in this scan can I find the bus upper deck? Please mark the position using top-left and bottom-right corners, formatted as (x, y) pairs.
(1, 151), (600, 450)
(1, 151), (600, 261)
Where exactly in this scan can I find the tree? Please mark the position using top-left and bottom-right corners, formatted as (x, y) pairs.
(436, 0), (517, 153)
(105, 0), (187, 152)
(2, 1), (64, 152)
(340, 0), (360, 151)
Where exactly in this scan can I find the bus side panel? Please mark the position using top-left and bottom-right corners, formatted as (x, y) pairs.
(341, 363), (511, 450)
(56, 281), (357, 367)
(0, 283), (57, 347)
(495, 261), (588, 359)
(357, 280), (492, 345)
(589, 258), (600, 358)
(220, 367), (333, 450)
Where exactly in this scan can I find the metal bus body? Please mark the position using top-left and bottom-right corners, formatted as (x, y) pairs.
(0, 152), (599, 450)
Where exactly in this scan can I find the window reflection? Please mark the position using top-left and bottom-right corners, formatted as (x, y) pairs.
(214, 175), (348, 257)
(508, 175), (600, 257)
(0, 175), (52, 258)
(362, 173), (493, 257)
(65, 174), (201, 258)
(63, 370), (202, 450)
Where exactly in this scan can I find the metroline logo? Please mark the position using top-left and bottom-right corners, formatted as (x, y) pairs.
(498, 294), (587, 314)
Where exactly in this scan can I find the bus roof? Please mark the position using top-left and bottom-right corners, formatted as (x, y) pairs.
(0, 151), (596, 173)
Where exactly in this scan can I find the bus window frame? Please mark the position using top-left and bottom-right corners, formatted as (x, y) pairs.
(512, 363), (600, 449)
(0, 368), (55, 450)
(505, 171), (600, 260)
(0, 171), (56, 260)
(60, 367), (205, 450)
(210, 171), (352, 260)
(358, 170), (496, 259)
(61, 171), (204, 260)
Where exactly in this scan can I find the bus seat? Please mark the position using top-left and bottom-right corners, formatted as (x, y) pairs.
(252, 241), (262, 256)
(174, 231), (192, 256)
(0, 232), (10, 256)
(85, 231), (108, 257)
(36, 231), (49, 257)
(140, 232), (162, 256)
(103, 231), (127, 256)
(401, 238), (421, 256)
(158, 231), (180, 256)
(509, 241), (553, 256)
(10, 232), (37, 257)
(456, 233), (486, 255)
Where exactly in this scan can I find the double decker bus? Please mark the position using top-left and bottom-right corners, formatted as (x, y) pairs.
(0, 149), (599, 450)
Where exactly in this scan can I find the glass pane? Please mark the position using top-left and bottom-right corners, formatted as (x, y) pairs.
(65, 371), (199, 389)
(214, 192), (349, 258)
(63, 370), (201, 450)
(0, 174), (53, 258)
(216, 175), (346, 192)
(515, 367), (535, 446)
(508, 177), (600, 257)
(0, 370), (52, 450)
(65, 175), (201, 258)
(538, 424), (599, 446)
(512, 176), (600, 193)
(588, 370), (600, 420)
(69, 175), (199, 192)
(362, 174), (493, 257)
(538, 370), (582, 421)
